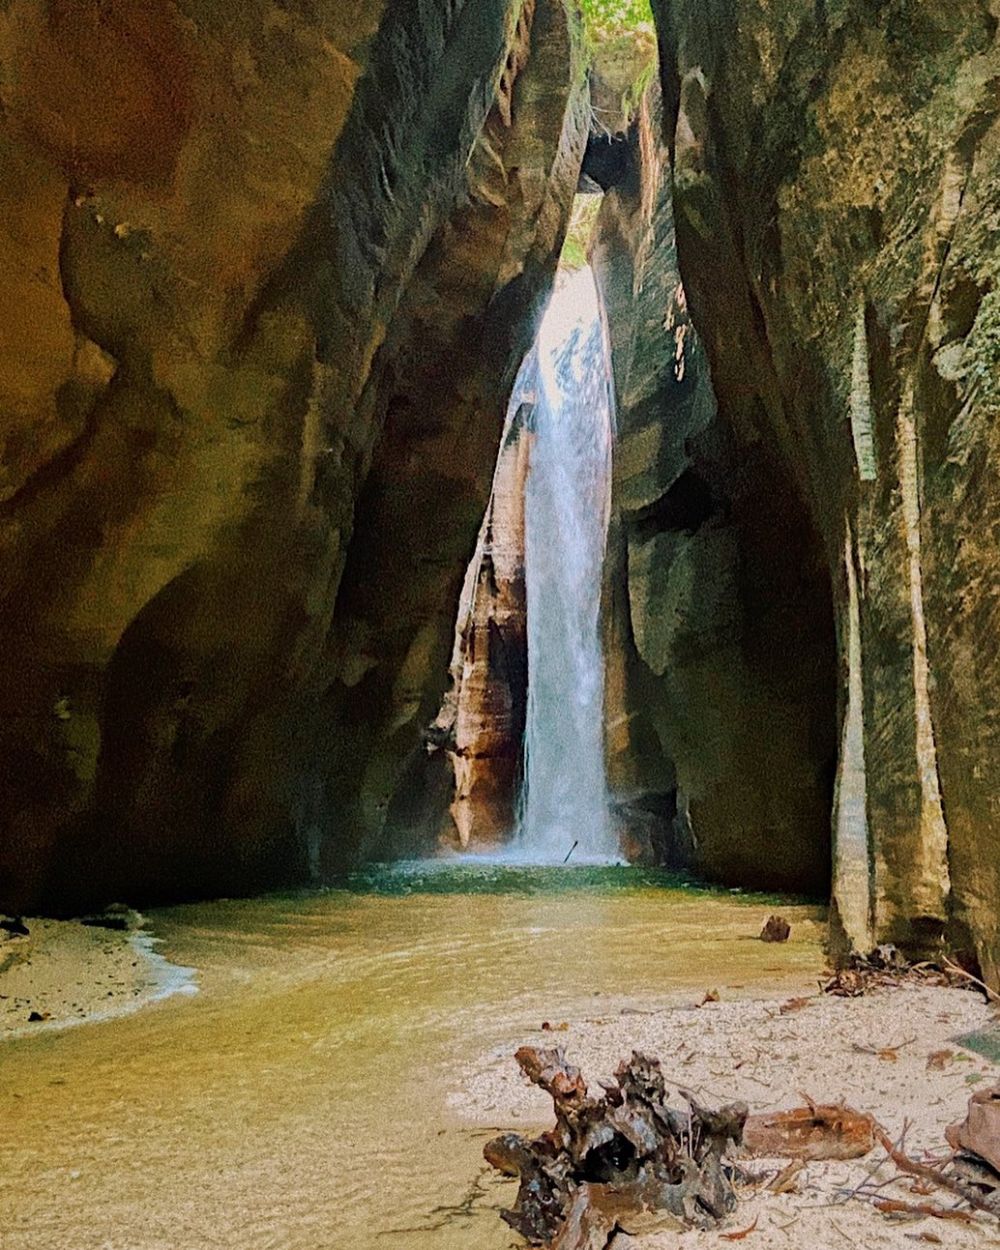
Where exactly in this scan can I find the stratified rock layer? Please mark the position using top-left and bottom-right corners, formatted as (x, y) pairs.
(0, 0), (586, 910)
(654, 0), (1000, 977)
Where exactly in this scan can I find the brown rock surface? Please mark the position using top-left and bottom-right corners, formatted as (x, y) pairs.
(4, 0), (998, 989)
(315, 0), (588, 869)
(653, 0), (1000, 976)
(0, 0), (586, 910)
(594, 83), (836, 893)
(435, 403), (534, 850)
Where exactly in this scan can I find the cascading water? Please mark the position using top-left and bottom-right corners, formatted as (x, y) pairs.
(516, 265), (617, 862)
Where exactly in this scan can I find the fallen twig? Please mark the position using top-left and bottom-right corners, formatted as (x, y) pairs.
(720, 1215), (758, 1240)
(852, 1037), (917, 1061)
(872, 1196), (976, 1224)
(767, 1160), (804, 1194)
(834, 1123), (906, 1207)
(777, 995), (814, 1015)
(941, 957), (1000, 1006)
(874, 1126), (999, 1217)
(835, 1173), (914, 1202)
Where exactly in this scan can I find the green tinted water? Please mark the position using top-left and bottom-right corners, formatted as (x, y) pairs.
(0, 865), (826, 1250)
(341, 860), (813, 899)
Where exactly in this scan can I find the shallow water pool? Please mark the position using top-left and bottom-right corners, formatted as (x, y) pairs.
(0, 866), (826, 1249)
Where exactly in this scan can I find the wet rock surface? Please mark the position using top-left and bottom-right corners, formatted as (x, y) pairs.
(649, 0), (1000, 976)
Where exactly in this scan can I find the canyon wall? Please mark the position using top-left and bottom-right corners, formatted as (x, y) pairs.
(652, 0), (1000, 977)
(595, 88), (837, 892)
(0, 0), (586, 911)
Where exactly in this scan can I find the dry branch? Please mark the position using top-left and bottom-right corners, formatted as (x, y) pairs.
(873, 1126), (999, 1217)
(872, 1197), (975, 1223)
(940, 957), (1000, 1006)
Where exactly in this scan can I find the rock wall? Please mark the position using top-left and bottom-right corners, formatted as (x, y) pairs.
(594, 87), (837, 891)
(316, 0), (588, 870)
(432, 403), (534, 852)
(653, 0), (1000, 978)
(0, 0), (586, 911)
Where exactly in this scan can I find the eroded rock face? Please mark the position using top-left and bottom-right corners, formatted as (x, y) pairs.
(433, 404), (534, 851)
(594, 86), (837, 893)
(654, 0), (1000, 977)
(0, 0), (586, 910)
(316, 0), (588, 869)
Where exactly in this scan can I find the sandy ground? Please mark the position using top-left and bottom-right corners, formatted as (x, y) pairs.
(452, 983), (1000, 1248)
(0, 912), (196, 1038)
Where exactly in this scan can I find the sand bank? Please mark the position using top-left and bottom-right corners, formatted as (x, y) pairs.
(0, 911), (196, 1040)
(453, 983), (1000, 1248)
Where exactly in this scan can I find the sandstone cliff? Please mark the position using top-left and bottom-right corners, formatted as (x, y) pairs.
(0, 0), (586, 910)
(4, 0), (999, 991)
(436, 403), (533, 853)
(652, 0), (1000, 977)
(594, 84), (836, 893)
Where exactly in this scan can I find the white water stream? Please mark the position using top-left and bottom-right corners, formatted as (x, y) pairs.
(516, 266), (616, 862)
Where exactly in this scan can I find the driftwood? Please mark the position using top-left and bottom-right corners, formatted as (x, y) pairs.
(484, 1047), (748, 1249)
(822, 945), (998, 1001)
(743, 1098), (875, 1160)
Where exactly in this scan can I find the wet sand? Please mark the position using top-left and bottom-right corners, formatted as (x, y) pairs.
(0, 913), (196, 1038)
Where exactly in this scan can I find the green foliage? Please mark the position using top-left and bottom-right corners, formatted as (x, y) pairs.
(578, 0), (654, 42)
(559, 194), (603, 272)
(620, 50), (658, 119)
(577, 0), (657, 126)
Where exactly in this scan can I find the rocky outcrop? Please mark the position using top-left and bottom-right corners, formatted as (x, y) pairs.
(316, 0), (588, 870)
(653, 0), (1000, 977)
(595, 85), (837, 892)
(0, 0), (587, 911)
(433, 403), (533, 851)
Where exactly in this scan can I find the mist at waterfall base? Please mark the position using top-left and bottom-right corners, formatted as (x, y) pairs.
(454, 265), (618, 869)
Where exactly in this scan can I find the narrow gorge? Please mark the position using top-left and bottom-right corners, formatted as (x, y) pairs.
(4, 5), (1000, 1245)
(4, 0), (998, 980)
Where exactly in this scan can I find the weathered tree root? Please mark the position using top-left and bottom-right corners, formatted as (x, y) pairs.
(484, 1047), (748, 1248)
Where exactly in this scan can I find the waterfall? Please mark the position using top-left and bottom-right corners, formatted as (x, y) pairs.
(516, 266), (616, 862)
